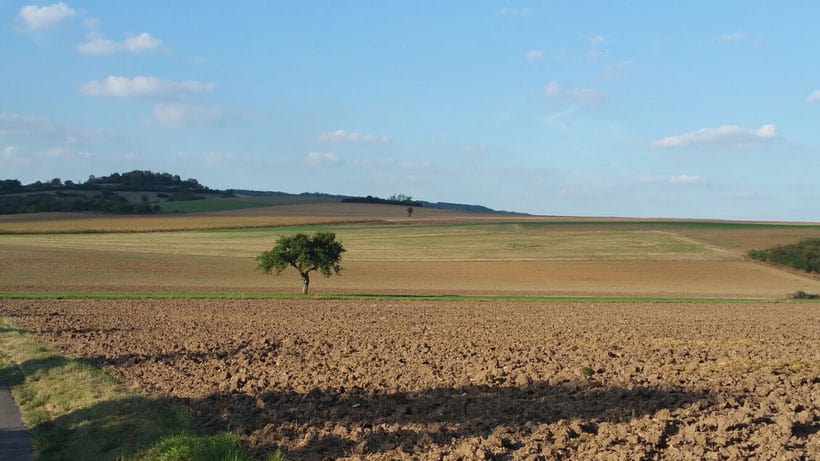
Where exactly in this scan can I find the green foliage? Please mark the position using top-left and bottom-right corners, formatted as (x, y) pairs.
(137, 433), (256, 461)
(748, 239), (820, 273)
(0, 191), (160, 215)
(341, 194), (423, 207)
(257, 232), (345, 294)
(84, 170), (207, 192)
(0, 169), (212, 214)
(581, 367), (595, 377)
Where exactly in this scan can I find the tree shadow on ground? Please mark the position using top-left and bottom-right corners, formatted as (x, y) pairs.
(0, 356), (69, 387)
(182, 381), (709, 460)
(30, 395), (186, 461)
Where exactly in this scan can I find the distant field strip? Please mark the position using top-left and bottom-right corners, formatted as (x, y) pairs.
(0, 223), (734, 261)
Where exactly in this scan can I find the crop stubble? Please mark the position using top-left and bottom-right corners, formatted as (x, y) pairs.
(2, 298), (817, 460)
(4, 221), (820, 296)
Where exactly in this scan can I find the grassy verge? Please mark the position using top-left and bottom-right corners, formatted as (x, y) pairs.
(0, 290), (779, 303)
(0, 317), (275, 460)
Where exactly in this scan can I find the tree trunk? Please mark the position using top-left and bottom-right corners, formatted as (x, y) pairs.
(301, 273), (310, 295)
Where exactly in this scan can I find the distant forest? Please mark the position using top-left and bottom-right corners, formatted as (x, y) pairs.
(1, 170), (516, 216)
(0, 170), (211, 215)
(341, 194), (423, 207)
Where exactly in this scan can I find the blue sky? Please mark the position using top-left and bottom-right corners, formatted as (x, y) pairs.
(2, 1), (819, 220)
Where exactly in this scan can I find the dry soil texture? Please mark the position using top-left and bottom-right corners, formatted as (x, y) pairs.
(2, 299), (818, 460)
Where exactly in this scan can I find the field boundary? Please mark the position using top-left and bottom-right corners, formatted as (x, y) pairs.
(0, 290), (787, 303)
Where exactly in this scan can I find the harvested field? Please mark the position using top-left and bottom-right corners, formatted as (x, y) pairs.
(0, 204), (495, 233)
(2, 299), (818, 460)
(3, 244), (820, 297)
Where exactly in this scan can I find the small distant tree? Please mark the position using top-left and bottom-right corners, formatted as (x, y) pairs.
(256, 232), (345, 294)
(406, 207), (414, 217)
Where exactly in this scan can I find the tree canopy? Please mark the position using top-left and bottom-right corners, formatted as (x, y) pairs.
(256, 232), (345, 294)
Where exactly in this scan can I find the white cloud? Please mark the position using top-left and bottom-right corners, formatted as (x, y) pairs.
(524, 49), (543, 60)
(81, 76), (214, 98)
(145, 103), (222, 127)
(77, 32), (162, 55)
(306, 152), (339, 166)
(718, 31), (750, 42)
(316, 129), (389, 143)
(639, 174), (703, 185)
(2, 146), (19, 159)
(651, 124), (778, 148)
(17, 2), (76, 31)
(588, 35), (605, 45)
(76, 38), (119, 55)
(498, 7), (532, 15)
(123, 33), (161, 51)
(669, 174), (702, 184)
(544, 80), (605, 105)
(807, 90), (820, 103)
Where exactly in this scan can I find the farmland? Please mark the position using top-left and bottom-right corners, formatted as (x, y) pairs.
(1, 205), (819, 459)
(2, 210), (820, 297)
(2, 298), (818, 460)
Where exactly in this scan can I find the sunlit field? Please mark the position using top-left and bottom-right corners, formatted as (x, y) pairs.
(2, 208), (820, 297)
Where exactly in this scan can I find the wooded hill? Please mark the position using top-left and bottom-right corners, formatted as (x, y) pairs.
(1, 170), (518, 215)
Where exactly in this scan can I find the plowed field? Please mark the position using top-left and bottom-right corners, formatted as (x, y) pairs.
(2, 299), (817, 460)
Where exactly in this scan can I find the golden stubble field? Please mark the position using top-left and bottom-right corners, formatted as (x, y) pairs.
(2, 205), (820, 297)
(2, 298), (817, 460)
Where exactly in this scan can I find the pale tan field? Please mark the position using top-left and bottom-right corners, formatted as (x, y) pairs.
(2, 204), (820, 297)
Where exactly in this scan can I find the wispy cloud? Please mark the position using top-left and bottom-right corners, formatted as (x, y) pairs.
(524, 49), (543, 60)
(718, 31), (750, 42)
(807, 90), (820, 103)
(0, 110), (118, 145)
(541, 106), (579, 132)
(497, 7), (533, 15)
(316, 129), (389, 144)
(588, 35), (605, 45)
(601, 60), (635, 80)
(651, 124), (778, 148)
(17, 2), (76, 31)
(669, 174), (702, 184)
(306, 152), (339, 166)
(145, 103), (222, 127)
(639, 174), (703, 185)
(2, 146), (19, 159)
(544, 80), (605, 105)
(81, 76), (214, 98)
(77, 32), (163, 55)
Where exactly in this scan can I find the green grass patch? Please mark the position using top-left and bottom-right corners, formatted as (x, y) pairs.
(0, 290), (775, 303)
(0, 317), (270, 460)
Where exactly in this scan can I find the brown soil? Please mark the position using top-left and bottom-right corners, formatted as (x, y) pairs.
(2, 299), (817, 460)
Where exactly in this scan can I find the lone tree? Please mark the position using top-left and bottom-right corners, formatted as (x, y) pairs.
(256, 232), (345, 295)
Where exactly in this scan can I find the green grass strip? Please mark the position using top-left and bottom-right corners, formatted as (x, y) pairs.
(0, 317), (274, 461)
(0, 290), (783, 303)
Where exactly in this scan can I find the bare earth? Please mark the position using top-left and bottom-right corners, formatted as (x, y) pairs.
(2, 299), (817, 460)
